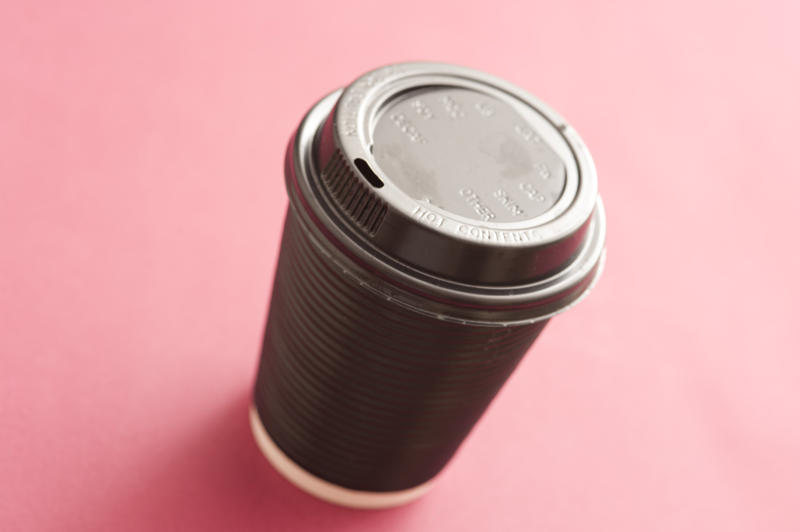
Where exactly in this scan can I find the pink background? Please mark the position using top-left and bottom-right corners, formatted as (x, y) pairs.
(2, 1), (799, 530)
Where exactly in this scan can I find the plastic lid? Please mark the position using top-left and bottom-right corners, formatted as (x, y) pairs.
(313, 62), (601, 287)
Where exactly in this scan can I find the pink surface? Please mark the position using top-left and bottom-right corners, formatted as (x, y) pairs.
(2, 1), (799, 530)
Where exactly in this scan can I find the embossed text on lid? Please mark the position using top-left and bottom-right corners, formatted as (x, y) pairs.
(372, 87), (566, 224)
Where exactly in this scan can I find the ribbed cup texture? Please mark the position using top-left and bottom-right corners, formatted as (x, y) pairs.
(254, 209), (547, 492)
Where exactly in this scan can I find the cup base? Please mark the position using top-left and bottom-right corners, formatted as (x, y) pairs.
(248, 404), (433, 509)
